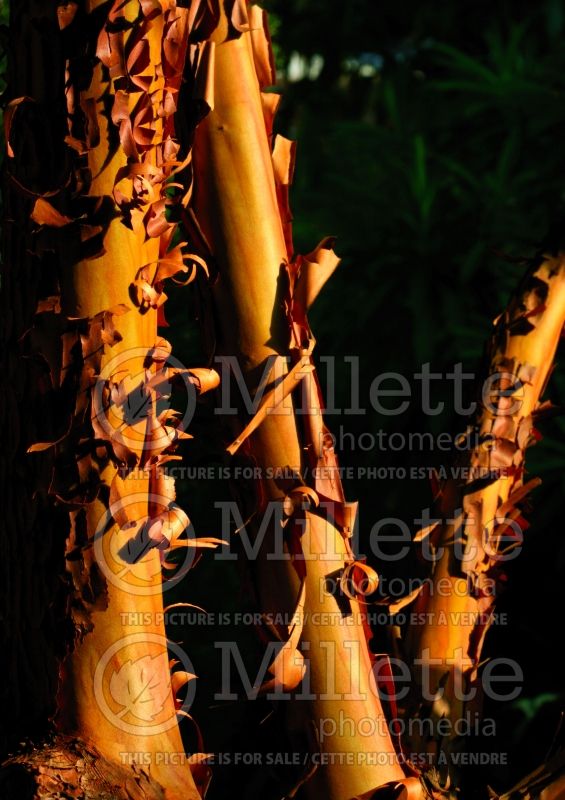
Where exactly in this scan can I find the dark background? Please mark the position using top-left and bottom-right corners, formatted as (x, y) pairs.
(165, 2), (565, 798)
(2, 1), (564, 798)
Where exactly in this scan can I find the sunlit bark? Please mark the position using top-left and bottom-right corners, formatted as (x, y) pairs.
(403, 253), (565, 783)
(189, 7), (405, 800)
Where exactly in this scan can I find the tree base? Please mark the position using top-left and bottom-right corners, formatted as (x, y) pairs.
(0, 735), (167, 800)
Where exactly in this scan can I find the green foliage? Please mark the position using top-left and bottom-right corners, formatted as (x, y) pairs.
(166, 7), (565, 794)
(263, 0), (565, 498)
(169, 2), (565, 784)
(257, 2), (565, 792)
(2, 1), (563, 793)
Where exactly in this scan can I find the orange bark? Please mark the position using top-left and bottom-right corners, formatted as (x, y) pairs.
(190, 10), (405, 799)
(404, 254), (565, 771)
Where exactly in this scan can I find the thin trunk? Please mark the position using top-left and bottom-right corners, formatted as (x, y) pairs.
(2, 3), (565, 800)
(403, 251), (565, 784)
(189, 6), (406, 799)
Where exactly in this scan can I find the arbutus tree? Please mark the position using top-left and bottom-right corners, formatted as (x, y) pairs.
(0, 2), (219, 798)
(0, 2), (564, 800)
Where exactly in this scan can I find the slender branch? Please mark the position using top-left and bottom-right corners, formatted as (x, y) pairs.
(403, 251), (565, 781)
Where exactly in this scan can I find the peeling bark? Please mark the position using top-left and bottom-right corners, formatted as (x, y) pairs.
(0, 735), (167, 800)
(187, 6), (406, 799)
(402, 252), (565, 784)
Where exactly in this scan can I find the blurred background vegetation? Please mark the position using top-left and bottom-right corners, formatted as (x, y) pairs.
(2, 1), (565, 797)
(174, 2), (565, 797)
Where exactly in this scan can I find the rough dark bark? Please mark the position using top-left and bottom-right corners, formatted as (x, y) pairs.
(0, 735), (167, 800)
(0, 0), (72, 757)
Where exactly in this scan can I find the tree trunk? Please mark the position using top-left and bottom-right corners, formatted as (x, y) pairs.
(0, 1), (217, 797)
(2, 3), (565, 800)
(402, 251), (565, 783)
(189, 6), (406, 799)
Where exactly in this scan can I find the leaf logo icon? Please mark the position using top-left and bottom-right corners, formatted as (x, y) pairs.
(93, 491), (197, 596)
(109, 653), (171, 723)
(94, 632), (197, 735)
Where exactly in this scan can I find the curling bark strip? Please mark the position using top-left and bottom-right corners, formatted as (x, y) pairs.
(1, 1), (220, 796)
(403, 252), (565, 781)
(3, 2), (565, 799)
(187, 4), (406, 798)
